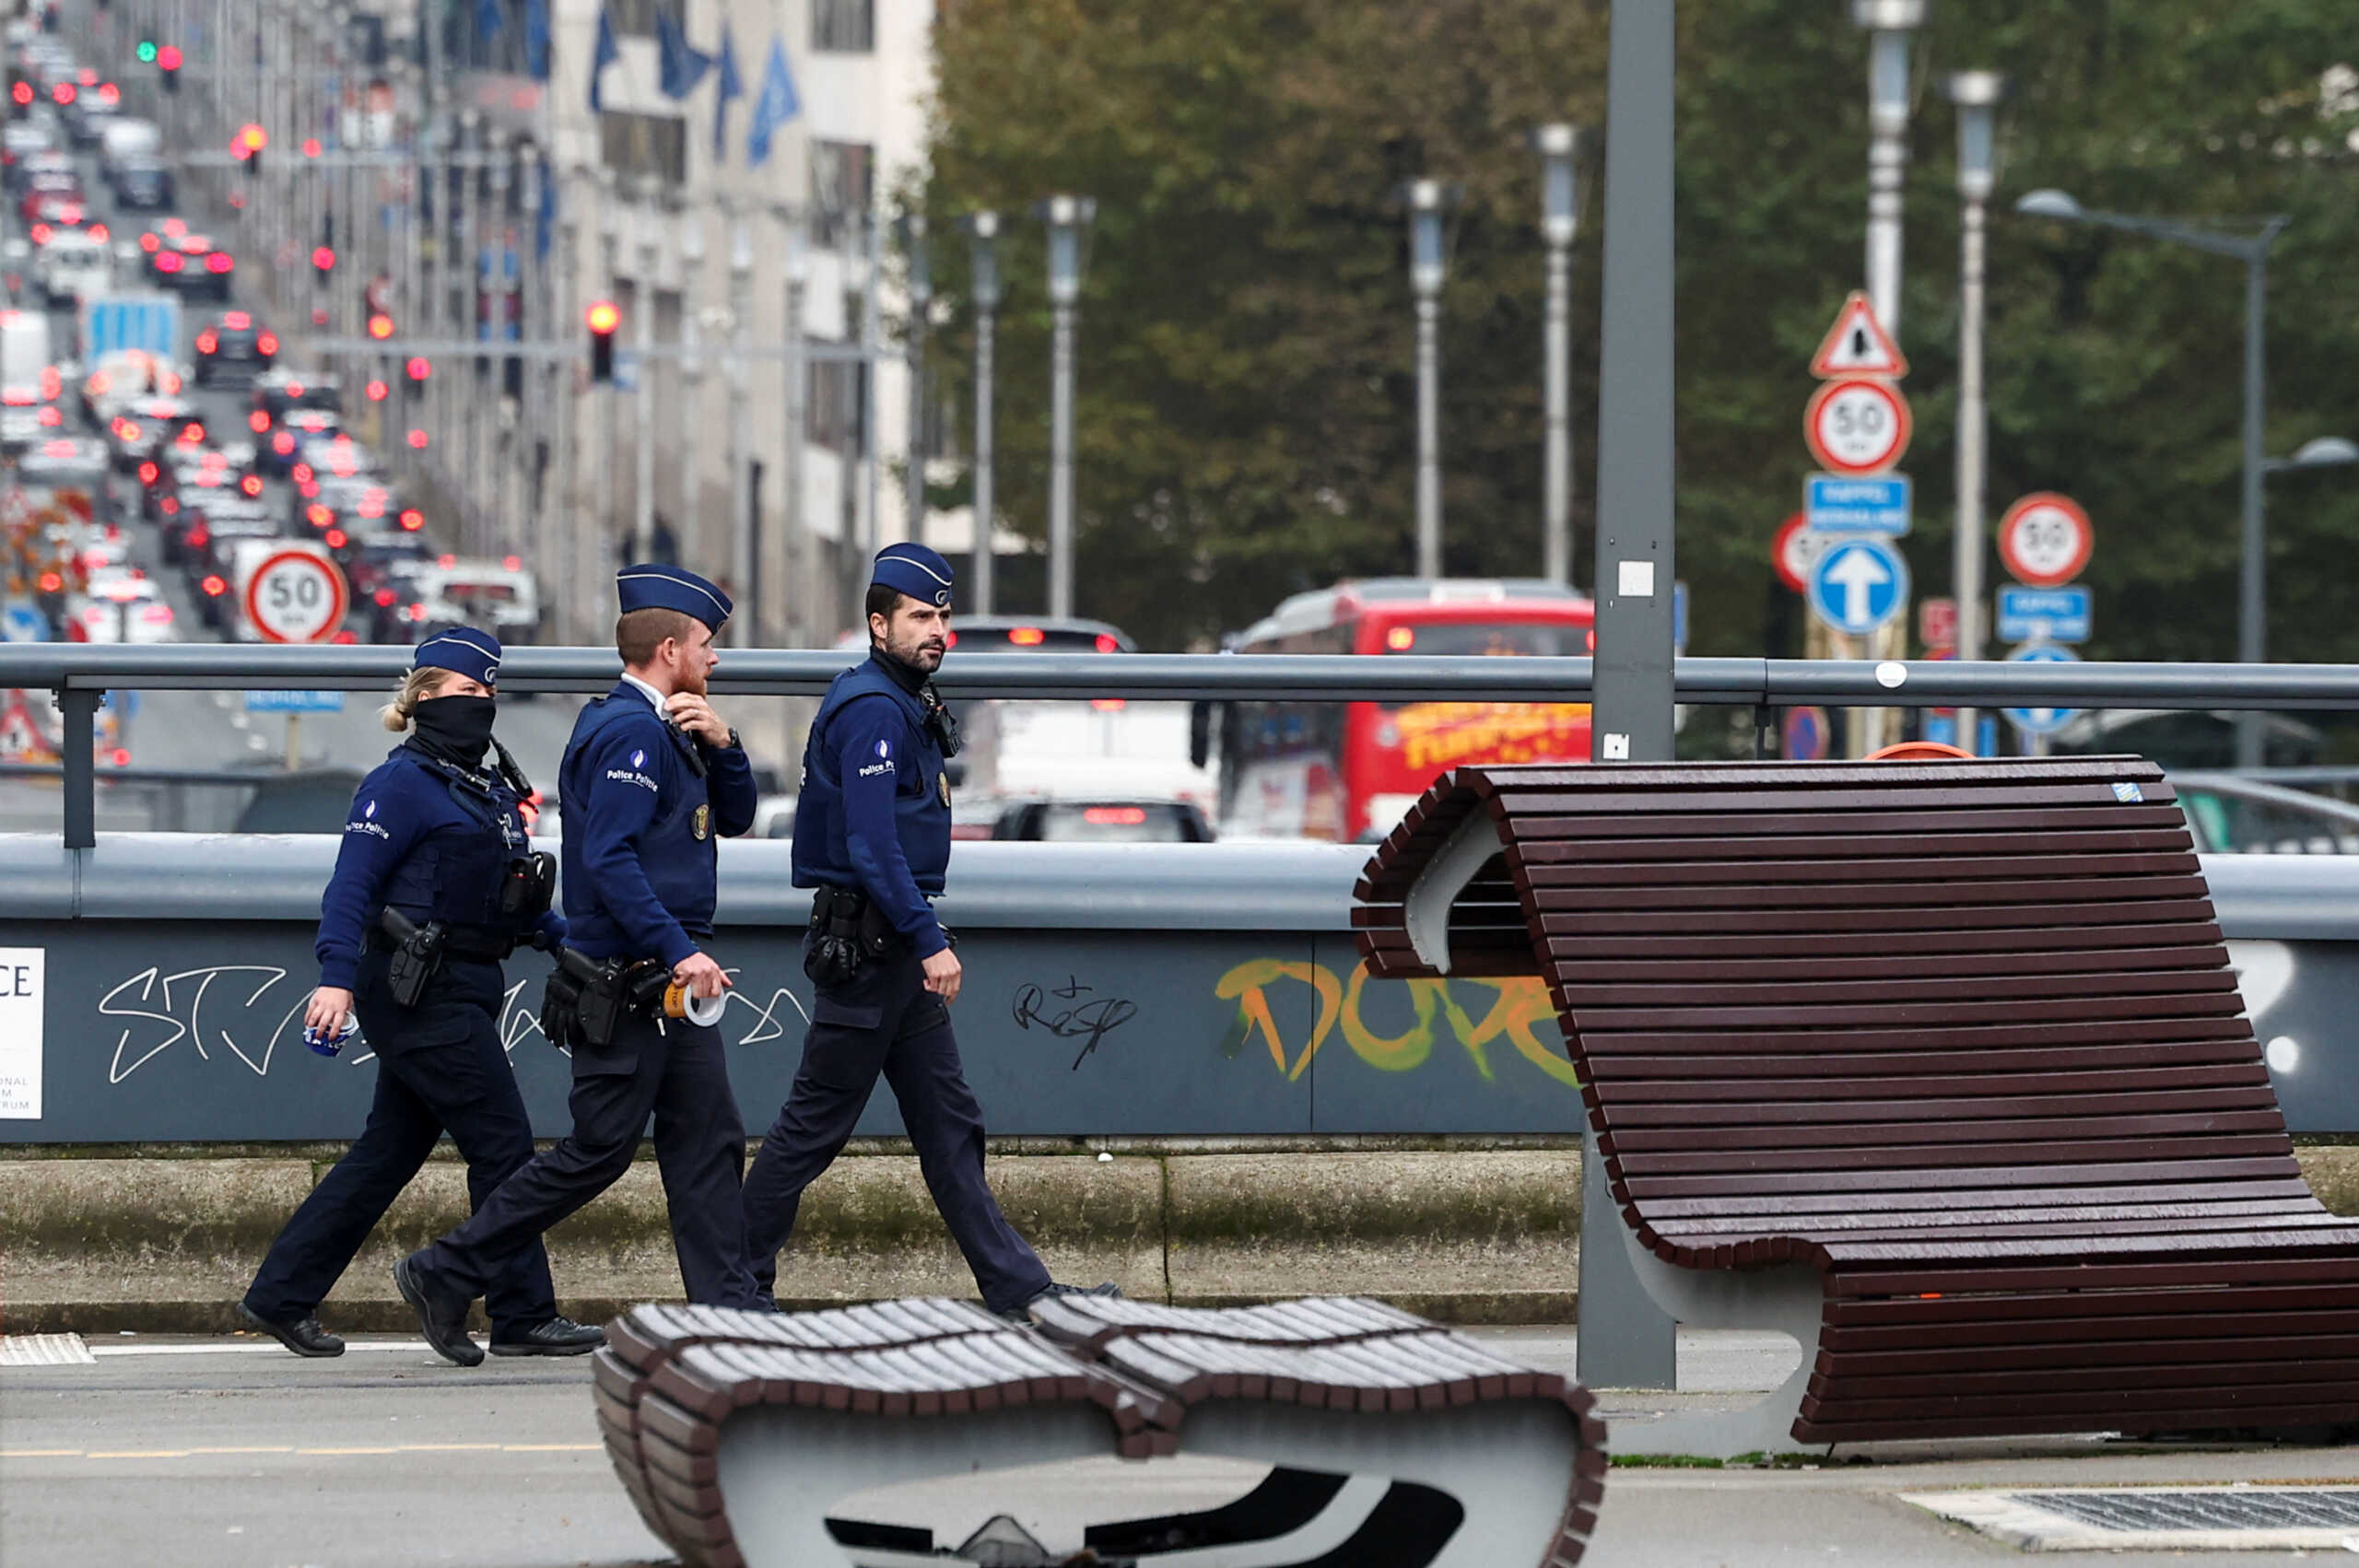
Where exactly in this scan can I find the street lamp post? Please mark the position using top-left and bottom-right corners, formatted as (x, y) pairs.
(1404, 178), (1454, 579)
(679, 216), (707, 578)
(965, 210), (1002, 615)
(2016, 188), (2291, 767)
(1853, 0), (1926, 337)
(1946, 70), (2007, 751)
(1040, 193), (1095, 619)
(1532, 125), (1582, 589)
(727, 214), (755, 648)
(898, 214), (933, 548)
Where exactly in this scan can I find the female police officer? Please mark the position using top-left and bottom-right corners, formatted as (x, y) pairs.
(237, 628), (603, 1362)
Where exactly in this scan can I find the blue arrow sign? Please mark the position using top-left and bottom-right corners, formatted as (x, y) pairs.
(244, 690), (347, 714)
(2003, 642), (2081, 736)
(1806, 536), (1909, 636)
(1996, 585), (2092, 644)
(1804, 474), (1912, 536)
(1, 603), (48, 643)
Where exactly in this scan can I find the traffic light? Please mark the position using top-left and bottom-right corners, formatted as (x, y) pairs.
(157, 45), (181, 93)
(585, 298), (618, 383)
(311, 245), (334, 287)
(405, 355), (430, 383)
(366, 311), (394, 341)
(135, 40), (156, 64)
(232, 122), (264, 174)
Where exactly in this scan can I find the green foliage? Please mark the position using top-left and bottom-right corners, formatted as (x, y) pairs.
(924, 0), (2359, 659)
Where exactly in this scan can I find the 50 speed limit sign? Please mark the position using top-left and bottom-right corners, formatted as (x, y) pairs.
(1997, 492), (2094, 588)
(1803, 377), (1912, 476)
(244, 549), (350, 644)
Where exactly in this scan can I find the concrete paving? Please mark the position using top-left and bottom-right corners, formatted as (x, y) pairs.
(3, 1327), (2354, 1566)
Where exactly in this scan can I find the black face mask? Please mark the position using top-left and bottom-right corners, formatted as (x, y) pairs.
(408, 694), (497, 768)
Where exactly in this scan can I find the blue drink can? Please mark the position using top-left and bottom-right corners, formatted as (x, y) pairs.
(304, 1016), (360, 1058)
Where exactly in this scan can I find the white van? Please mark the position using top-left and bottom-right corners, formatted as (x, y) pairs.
(0, 310), (53, 388)
(98, 118), (160, 175)
(35, 230), (111, 307)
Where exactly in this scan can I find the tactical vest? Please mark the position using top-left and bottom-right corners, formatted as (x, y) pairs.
(791, 658), (952, 894)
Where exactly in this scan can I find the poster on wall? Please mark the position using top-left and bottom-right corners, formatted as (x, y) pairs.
(0, 945), (41, 1117)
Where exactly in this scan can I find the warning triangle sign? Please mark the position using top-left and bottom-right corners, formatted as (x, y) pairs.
(0, 691), (51, 761)
(1810, 291), (1908, 380)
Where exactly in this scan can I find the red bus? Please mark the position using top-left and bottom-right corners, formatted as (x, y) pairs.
(1210, 578), (1594, 840)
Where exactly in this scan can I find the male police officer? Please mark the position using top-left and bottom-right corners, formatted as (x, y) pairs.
(396, 565), (762, 1363)
(742, 544), (1119, 1321)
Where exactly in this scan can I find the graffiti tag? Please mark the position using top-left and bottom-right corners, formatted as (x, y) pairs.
(1213, 958), (1578, 1088)
(1013, 976), (1140, 1071)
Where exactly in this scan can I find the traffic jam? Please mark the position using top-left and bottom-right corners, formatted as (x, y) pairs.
(0, 25), (534, 764)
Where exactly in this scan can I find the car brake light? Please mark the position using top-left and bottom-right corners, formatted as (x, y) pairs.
(299, 480), (319, 498)
(1009, 626), (1046, 645)
(181, 422), (204, 442)
(398, 509), (423, 531)
(332, 629), (358, 645)
(374, 588), (396, 606)
(181, 522), (201, 544)
(1095, 633), (1121, 653)
(225, 311), (250, 329)
(140, 604), (172, 625)
(110, 747), (130, 766)
(205, 253), (234, 274)
(357, 496), (383, 520)
(28, 223), (48, 244)
(273, 432), (294, 454)
(139, 232), (160, 252)
(249, 409), (270, 433)
(407, 603), (427, 622)
(944, 630), (958, 648)
(88, 222), (106, 241)
(502, 556), (522, 570)
(241, 475), (262, 497)
(162, 218), (186, 237)
(136, 461), (158, 484)
(195, 331), (217, 354)
(37, 406), (58, 426)
(256, 333), (277, 356)
(437, 555), (456, 568)
(37, 570), (62, 593)
(307, 503), (332, 528)
(118, 421), (142, 442)
(87, 371), (109, 394)
(1084, 807), (1149, 825)
(1091, 698), (1127, 712)
(1386, 626), (1415, 650)
(155, 252), (183, 273)
(201, 574), (226, 596)
(324, 528), (347, 548)
(291, 462), (312, 484)
(406, 428), (428, 449)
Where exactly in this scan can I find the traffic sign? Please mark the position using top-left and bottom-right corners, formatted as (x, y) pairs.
(0, 691), (49, 758)
(1809, 291), (1909, 380)
(244, 689), (347, 714)
(1771, 512), (1825, 593)
(1996, 585), (2092, 645)
(1803, 378), (1912, 476)
(242, 550), (349, 645)
(1997, 492), (2094, 588)
(1, 602), (47, 643)
(1804, 474), (1911, 535)
(1782, 706), (1830, 762)
(1806, 536), (1910, 636)
(2003, 642), (2081, 736)
(1918, 596), (1957, 649)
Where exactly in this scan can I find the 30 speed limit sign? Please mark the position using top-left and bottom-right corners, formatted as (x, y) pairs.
(244, 549), (350, 644)
(1802, 377), (1912, 476)
(1997, 492), (2094, 588)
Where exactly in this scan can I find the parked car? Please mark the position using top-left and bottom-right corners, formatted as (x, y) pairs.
(988, 798), (1216, 843)
(2169, 773), (2359, 855)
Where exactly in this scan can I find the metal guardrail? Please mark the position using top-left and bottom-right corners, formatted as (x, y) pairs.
(3, 646), (2356, 847)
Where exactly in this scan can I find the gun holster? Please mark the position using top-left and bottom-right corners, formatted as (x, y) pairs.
(556, 947), (671, 1048)
(803, 886), (899, 989)
(378, 907), (446, 1008)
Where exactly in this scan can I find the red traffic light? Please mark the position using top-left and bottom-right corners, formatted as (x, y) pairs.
(311, 246), (334, 271)
(9, 82), (30, 106)
(364, 379), (388, 402)
(405, 356), (430, 380)
(51, 82), (74, 104)
(366, 312), (394, 340)
(236, 123), (266, 153)
(584, 299), (620, 334)
(157, 45), (182, 71)
(301, 137), (322, 158)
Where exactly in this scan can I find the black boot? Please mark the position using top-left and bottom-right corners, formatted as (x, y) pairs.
(489, 1316), (605, 1357)
(237, 1302), (345, 1358)
(393, 1255), (483, 1367)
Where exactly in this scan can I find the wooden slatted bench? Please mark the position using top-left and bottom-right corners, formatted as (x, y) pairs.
(594, 1294), (1606, 1567)
(1354, 756), (2359, 1457)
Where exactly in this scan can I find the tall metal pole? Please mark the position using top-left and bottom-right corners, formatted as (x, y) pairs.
(598, 179), (623, 583)
(1856, 0), (1923, 340)
(1580, 0), (1680, 1394)
(2237, 245), (2270, 769)
(633, 195), (659, 564)
(679, 215), (706, 571)
(728, 214), (754, 649)
(973, 304), (997, 614)
(1414, 294), (1441, 578)
(1535, 126), (1580, 589)
(782, 219), (808, 645)
(1948, 73), (2002, 752)
(901, 216), (931, 547)
(551, 202), (579, 642)
(1048, 297), (1076, 615)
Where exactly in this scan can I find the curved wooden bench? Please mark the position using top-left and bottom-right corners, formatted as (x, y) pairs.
(594, 1295), (1606, 1566)
(1355, 756), (2359, 1455)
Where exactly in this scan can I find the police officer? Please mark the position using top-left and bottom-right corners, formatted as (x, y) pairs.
(240, 628), (602, 1360)
(742, 544), (1120, 1321)
(396, 566), (762, 1363)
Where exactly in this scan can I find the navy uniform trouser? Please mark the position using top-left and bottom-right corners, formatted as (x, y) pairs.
(244, 952), (557, 1338)
(412, 989), (760, 1309)
(741, 938), (1051, 1315)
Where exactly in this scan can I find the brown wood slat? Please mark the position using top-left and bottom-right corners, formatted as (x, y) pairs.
(1590, 1046), (2260, 1082)
(1508, 828), (2194, 863)
(1484, 783), (2171, 816)
(1501, 803), (2196, 840)
(1643, 1178), (2322, 1222)
(1617, 1155), (2304, 1201)
(1536, 899), (2223, 936)
(1543, 922), (2228, 960)
(1557, 970), (2236, 1012)
(1573, 993), (2247, 1035)
(1549, 946), (2228, 985)
(1601, 1063), (2270, 1102)
(1601, 1087), (2280, 1128)
(1525, 874), (2214, 909)
(1524, 852), (2201, 887)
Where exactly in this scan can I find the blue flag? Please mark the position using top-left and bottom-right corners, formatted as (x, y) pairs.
(535, 157), (555, 260)
(712, 23), (743, 159)
(655, 6), (711, 100)
(588, 4), (618, 111)
(524, 0), (549, 79)
(747, 36), (799, 167)
(475, 0), (503, 40)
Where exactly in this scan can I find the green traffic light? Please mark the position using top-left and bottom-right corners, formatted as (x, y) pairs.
(135, 40), (157, 63)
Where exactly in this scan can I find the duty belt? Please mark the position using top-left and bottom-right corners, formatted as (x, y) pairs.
(366, 920), (515, 964)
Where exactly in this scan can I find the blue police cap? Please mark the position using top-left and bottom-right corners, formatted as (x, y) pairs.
(616, 564), (733, 630)
(412, 626), (501, 687)
(872, 543), (954, 608)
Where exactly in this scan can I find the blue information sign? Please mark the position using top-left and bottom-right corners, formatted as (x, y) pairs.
(1804, 474), (1911, 536)
(244, 690), (347, 714)
(2003, 643), (2081, 736)
(1996, 586), (2092, 645)
(1805, 536), (1910, 636)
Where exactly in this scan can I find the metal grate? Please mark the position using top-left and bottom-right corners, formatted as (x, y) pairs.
(2020, 1490), (2359, 1532)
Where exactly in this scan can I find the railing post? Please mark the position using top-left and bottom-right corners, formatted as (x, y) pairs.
(60, 687), (99, 849)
